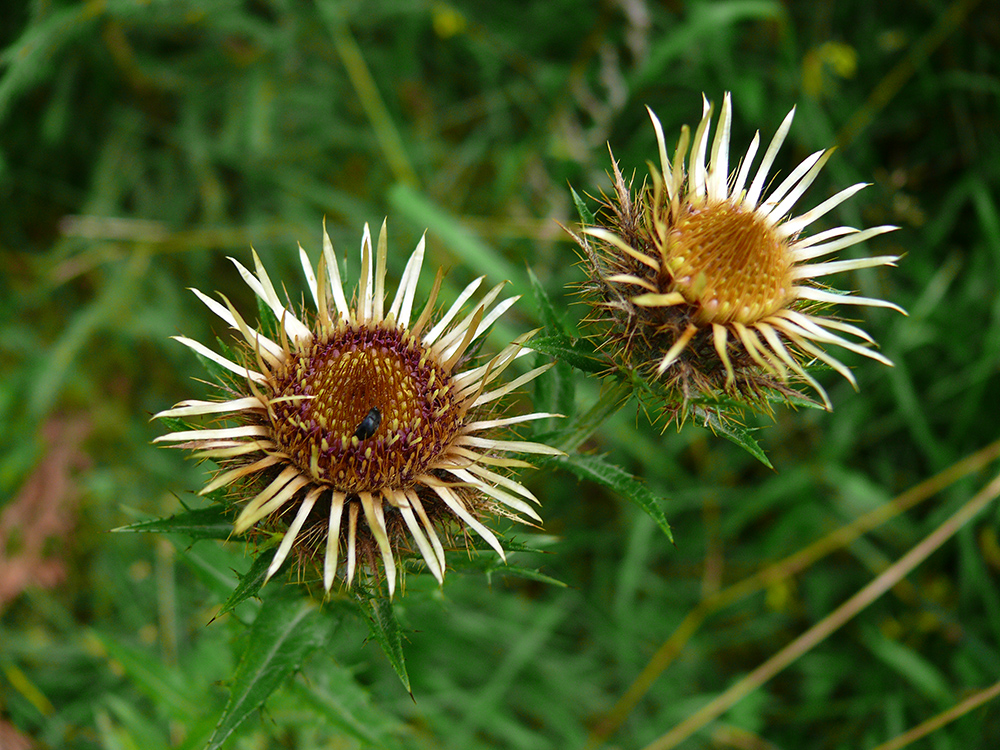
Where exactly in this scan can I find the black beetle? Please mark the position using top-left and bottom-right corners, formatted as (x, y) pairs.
(353, 407), (382, 440)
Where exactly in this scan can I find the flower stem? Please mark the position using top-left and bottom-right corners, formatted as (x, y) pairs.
(555, 378), (632, 454)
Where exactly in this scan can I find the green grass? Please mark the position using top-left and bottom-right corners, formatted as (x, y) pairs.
(3, 1), (1000, 748)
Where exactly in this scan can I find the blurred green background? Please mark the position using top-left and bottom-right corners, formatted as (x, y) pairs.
(3, 0), (1000, 748)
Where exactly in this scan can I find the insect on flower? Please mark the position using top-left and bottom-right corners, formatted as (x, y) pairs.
(353, 407), (382, 441)
(155, 220), (562, 596)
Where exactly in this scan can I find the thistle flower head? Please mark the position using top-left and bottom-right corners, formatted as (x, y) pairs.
(155, 220), (560, 596)
(575, 93), (904, 419)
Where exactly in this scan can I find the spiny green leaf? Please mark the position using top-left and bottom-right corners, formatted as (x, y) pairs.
(218, 551), (273, 617)
(464, 536), (545, 555)
(355, 594), (411, 694)
(570, 184), (596, 226)
(625, 364), (777, 467)
(530, 334), (605, 374)
(553, 453), (673, 542)
(692, 405), (774, 469)
(112, 506), (233, 541)
(205, 592), (337, 750)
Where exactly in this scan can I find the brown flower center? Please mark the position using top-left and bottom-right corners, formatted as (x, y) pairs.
(268, 323), (461, 492)
(664, 202), (793, 325)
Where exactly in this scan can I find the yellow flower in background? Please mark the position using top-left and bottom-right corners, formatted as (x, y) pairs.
(155, 221), (559, 596)
(575, 93), (904, 419)
(802, 41), (858, 98)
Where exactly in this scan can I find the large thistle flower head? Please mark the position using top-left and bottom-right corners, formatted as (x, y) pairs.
(155, 220), (559, 597)
(575, 92), (904, 418)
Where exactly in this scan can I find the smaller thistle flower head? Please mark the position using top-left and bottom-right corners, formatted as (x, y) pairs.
(574, 92), (905, 418)
(155, 220), (560, 596)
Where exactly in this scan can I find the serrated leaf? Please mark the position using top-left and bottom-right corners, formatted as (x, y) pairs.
(218, 552), (273, 617)
(112, 506), (233, 540)
(570, 184), (596, 226)
(692, 405), (774, 469)
(624, 365), (779, 466)
(205, 592), (337, 750)
(355, 594), (410, 693)
(529, 334), (605, 374)
(553, 452), (673, 542)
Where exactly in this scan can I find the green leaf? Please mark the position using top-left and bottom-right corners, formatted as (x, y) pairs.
(553, 453), (673, 542)
(389, 183), (524, 297)
(526, 265), (566, 335)
(112, 506), (233, 541)
(289, 668), (405, 749)
(254, 295), (281, 341)
(767, 387), (825, 411)
(218, 552), (274, 617)
(530, 334), (605, 374)
(484, 565), (568, 588)
(443, 539), (567, 587)
(154, 415), (189, 435)
(355, 594), (411, 693)
(461, 536), (545, 555)
(861, 625), (953, 704)
(532, 351), (576, 425)
(545, 379), (631, 453)
(631, 1), (784, 91)
(175, 545), (250, 615)
(0, 4), (101, 125)
(692, 405), (774, 469)
(205, 592), (337, 750)
(91, 630), (201, 720)
(570, 184), (596, 226)
(624, 365), (776, 467)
